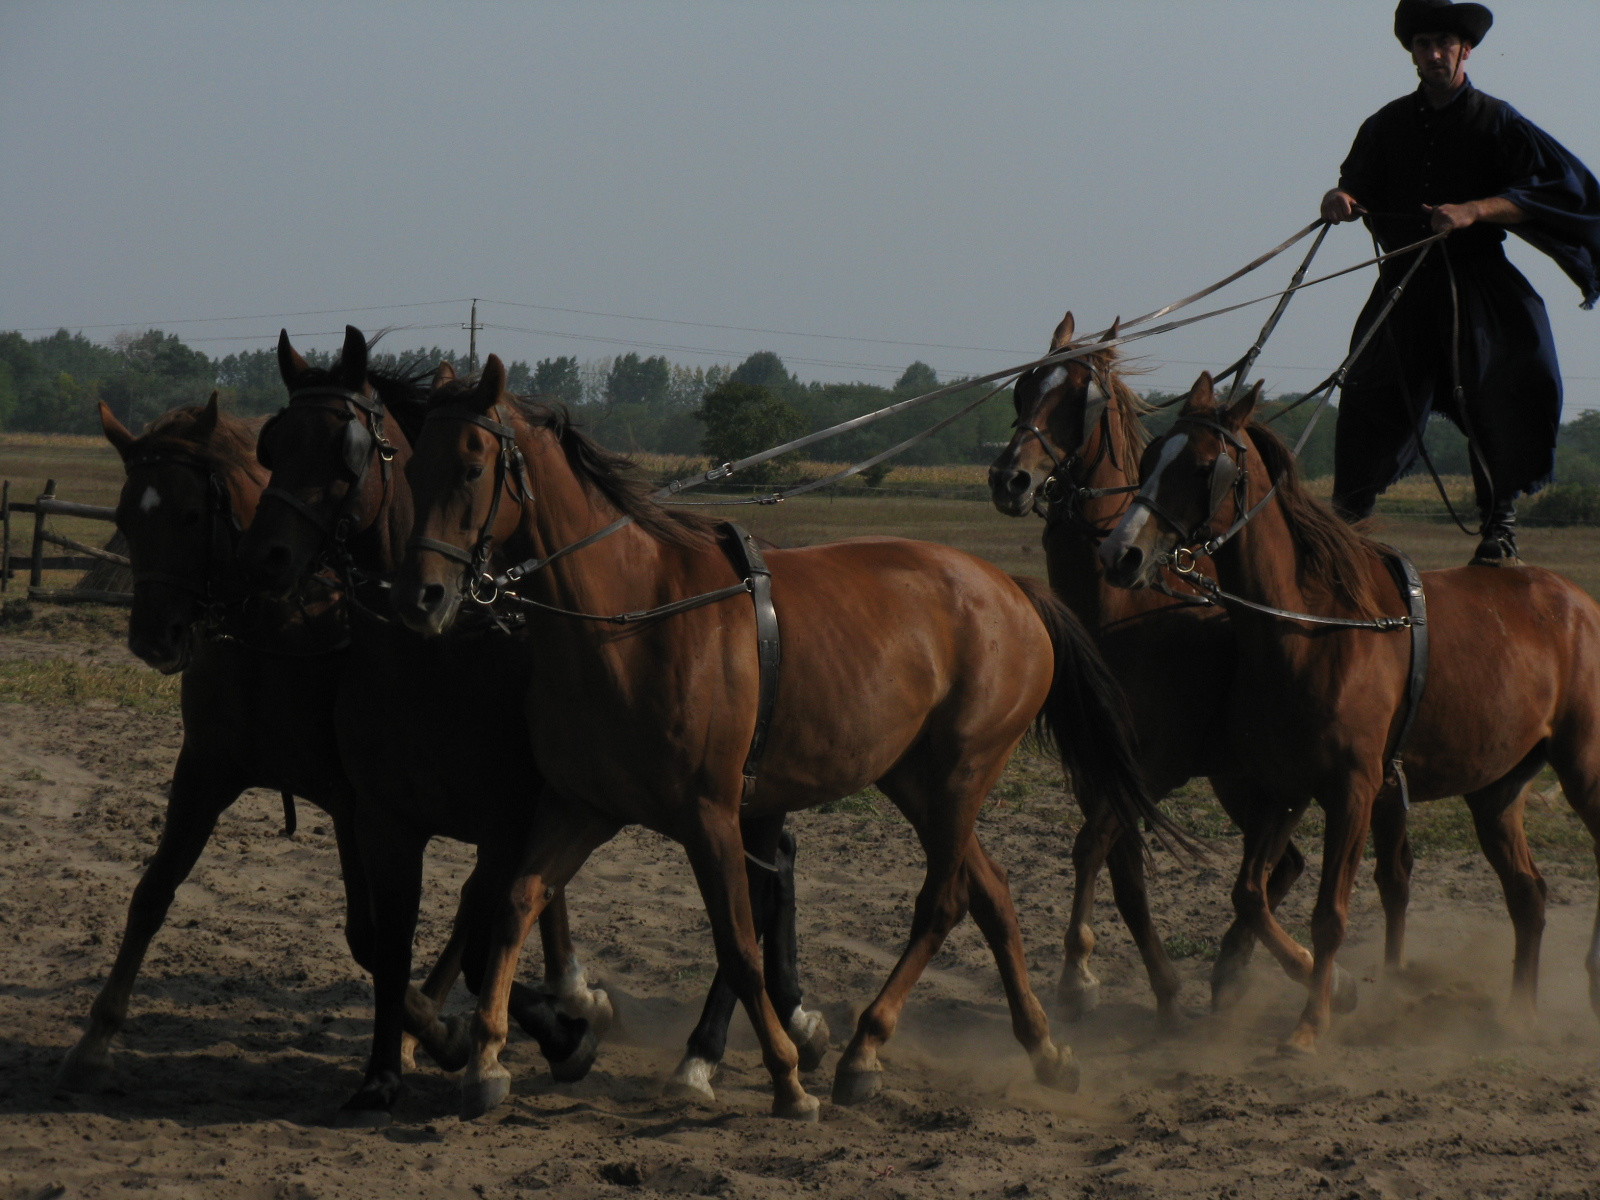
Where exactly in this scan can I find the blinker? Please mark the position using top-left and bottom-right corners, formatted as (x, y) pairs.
(1208, 448), (1240, 518)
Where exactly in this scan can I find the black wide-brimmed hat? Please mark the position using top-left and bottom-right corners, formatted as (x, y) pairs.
(1394, 0), (1493, 48)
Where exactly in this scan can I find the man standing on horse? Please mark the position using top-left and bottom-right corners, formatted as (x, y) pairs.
(1320, 0), (1600, 564)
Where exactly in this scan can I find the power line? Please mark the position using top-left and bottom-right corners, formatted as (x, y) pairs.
(6, 299), (471, 334)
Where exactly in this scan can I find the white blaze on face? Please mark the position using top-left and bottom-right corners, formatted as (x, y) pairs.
(139, 486), (162, 514)
(1116, 433), (1188, 543)
(1035, 366), (1068, 398)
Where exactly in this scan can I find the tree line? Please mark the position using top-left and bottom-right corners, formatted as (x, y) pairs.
(5, 326), (1600, 486)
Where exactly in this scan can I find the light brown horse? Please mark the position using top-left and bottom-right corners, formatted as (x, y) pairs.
(393, 355), (1174, 1119)
(988, 314), (1386, 1019)
(1101, 373), (1600, 1051)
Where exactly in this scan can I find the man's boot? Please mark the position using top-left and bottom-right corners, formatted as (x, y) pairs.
(1471, 503), (1521, 566)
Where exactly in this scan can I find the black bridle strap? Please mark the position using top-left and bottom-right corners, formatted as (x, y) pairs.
(495, 514), (634, 588)
(407, 535), (476, 566)
(261, 483), (336, 535)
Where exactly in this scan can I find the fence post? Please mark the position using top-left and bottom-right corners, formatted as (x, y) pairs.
(30, 479), (55, 591)
(1, 479), (10, 593)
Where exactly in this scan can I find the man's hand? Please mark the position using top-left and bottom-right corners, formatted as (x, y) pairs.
(1321, 189), (1365, 223)
(1424, 197), (1524, 234)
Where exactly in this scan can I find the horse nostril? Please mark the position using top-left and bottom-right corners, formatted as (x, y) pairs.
(419, 583), (445, 613)
(1115, 545), (1145, 580)
(1005, 470), (1032, 496)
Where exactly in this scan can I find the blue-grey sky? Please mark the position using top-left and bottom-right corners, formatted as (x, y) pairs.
(4, 1), (1599, 407)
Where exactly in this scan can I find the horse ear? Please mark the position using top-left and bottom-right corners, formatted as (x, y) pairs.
(433, 360), (457, 388)
(98, 400), (137, 460)
(476, 354), (508, 409)
(1099, 316), (1122, 343)
(1227, 380), (1263, 427)
(1049, 312), (1075, 352)
(334, 325), (368, 390)
(193, 391), (221, 441)
(1181, 372), (1216, 415)
(277, 329), (309, 386)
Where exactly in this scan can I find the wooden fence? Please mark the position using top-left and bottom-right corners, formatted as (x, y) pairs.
(0, 479), (134, 605)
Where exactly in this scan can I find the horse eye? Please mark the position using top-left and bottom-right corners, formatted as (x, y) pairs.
(464, 464), (485, 482)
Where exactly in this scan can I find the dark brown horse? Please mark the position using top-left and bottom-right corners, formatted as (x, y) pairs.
(393, 354), (1171, 1120)
(63, 395), (500, 1094)
(68, 390), (597, 1124)
(235, 329), (827, 1117)
(1101, 373), (1600, 1050)
(988, 314), (1377, 1019)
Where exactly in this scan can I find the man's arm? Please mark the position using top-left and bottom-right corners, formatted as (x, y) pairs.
(1425, 196), (1527, 234)
(1321, 189), (1366, 223)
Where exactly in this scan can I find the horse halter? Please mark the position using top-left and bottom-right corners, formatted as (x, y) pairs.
(257, 386), (396, 553)
(1012, 361), (1131, 533)
(407, 403), (530, 601)
(1132, 415), (1253, 569)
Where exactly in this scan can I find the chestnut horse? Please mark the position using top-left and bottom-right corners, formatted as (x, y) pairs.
(236, 328), (827, 1116)
(988, 313), (1385, 1019)
(1101, 373), (1600, 1051)
(393, 354), (1172, 1120)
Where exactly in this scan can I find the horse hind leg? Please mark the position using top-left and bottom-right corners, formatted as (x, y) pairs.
(965, 838), (1078, 1091)
(1544, 734), (1600, 1023)
(1465, 767), (1549, 1027)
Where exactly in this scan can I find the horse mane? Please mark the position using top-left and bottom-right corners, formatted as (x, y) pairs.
(134, 404), (269, 485)
(503, 395), (721, 549)
(1245, 421), (1383, 617)
(1088, 345), (1152, 471)
(290, 359), (433, 448)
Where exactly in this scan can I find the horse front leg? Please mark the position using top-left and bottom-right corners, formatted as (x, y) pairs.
(58, 751), (241, 1092)
(679, 803), (816, 1120)
(460, 792), (617, 1120)
(1058, 797), (1117, 1019)
(1282, 783), (1377, 1055)
(538, 888), (613, 1037)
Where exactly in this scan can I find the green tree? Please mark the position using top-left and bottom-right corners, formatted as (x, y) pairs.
(895, 361), (938, 395)
(695, 381), (806, 484)
(605, 353), (671, 409)
(533, 356), (584, 406)
(730, 351), (792, 394)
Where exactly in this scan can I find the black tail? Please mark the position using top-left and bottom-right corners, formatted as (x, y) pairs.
(1012, 575), (1196, 856)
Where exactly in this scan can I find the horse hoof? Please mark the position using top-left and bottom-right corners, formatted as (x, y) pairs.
(460, 1071), (511, 1120)
(665, 1056), (718, 1104)
(831, 1063), (882, 1106)
(1057, 978), (1101, 1022)
(1210, 962), (1251, 1012)
(400, 1034), (420, 1074)
(549, 1028), (598, 1084)
(556, 976), (615, 1041)
(774, 1092), (821, 1122)
(1277, 1035), (1317, 1059)
(1331, 966), (1359, 1015)
(430, 1013), (474, 1073)
(333, 1106), (394, 1129)
(56, 1047), (114, 1094)
(789, 1008), (832, 1072)
(1030, 1043), (1081, 1093)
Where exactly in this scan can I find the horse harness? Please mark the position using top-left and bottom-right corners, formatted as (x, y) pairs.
(413, 404), (782, 806)
(1144, 415), (1431, 807)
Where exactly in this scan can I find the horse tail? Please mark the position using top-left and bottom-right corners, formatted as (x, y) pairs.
(1011, 574), (1196, 856)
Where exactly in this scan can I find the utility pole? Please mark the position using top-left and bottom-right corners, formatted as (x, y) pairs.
(463, 298), (482, 375)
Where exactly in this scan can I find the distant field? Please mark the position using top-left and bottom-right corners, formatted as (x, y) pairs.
(5, 431), (1599, 599)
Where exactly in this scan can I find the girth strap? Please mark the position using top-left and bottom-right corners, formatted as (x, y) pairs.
(1382, 550), (1429, 810)
(721, 522), (780, 806)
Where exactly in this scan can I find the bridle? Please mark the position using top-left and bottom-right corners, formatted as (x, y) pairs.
(1010, 360), (1137, 538)
(405, 403), (535, 603)
(1132, 415), (1255, 568)
(256, 386), (397, 578)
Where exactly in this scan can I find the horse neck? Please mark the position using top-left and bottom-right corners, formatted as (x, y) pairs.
(1049, 403), (1163, 631)
(510, 426), (674, 615)
(1211, 474), (1328, 669)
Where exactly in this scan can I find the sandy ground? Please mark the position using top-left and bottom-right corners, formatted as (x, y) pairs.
(2, 631), (1599, 1200)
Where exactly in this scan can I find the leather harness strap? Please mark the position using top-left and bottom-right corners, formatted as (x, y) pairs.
(1382, 550), (1429, 810)
(721, 523), (780, 806)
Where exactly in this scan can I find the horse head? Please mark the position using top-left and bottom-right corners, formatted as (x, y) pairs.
(394, 354), (530, 636)
(987, 313), (1123, 517)
(101, 392), (266, 673)
(1099, 372), (1261, 590)
(239, 325), (412, 596)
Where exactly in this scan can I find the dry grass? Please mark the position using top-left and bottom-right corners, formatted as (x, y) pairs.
(0, 658), (179, 713)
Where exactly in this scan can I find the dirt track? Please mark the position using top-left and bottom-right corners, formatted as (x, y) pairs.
(2, 629), (1599, 1200)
